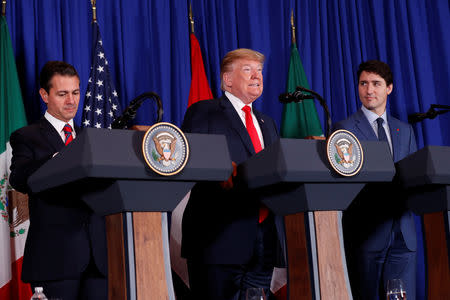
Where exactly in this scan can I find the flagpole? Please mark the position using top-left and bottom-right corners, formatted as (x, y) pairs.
(189, 2), (194, 34)
(91, 0), (97, 23)
(290, 10), (296, 45)
(2, 0), (6, 16)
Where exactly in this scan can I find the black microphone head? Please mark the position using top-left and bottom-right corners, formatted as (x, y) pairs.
(408, 113), (426, 124)
(278, 93), (292, 103)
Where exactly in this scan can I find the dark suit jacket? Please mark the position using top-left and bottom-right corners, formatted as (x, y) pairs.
(9, 117), (107, 282)
(334, 109), (417, 251)
(180, 95), (282, 264)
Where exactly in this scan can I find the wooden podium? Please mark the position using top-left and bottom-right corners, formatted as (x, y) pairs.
(396, 145), (450, 299)
(238, 138), (395, 299)
(28, 128), (232, 300)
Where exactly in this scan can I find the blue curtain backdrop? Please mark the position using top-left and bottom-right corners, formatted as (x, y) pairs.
(5, 0), (450, 298)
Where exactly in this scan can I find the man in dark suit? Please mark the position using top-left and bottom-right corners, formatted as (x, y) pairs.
(9, 61), (107, 300)
(334, 60), (417, 300)
(181, 48), (284, 300)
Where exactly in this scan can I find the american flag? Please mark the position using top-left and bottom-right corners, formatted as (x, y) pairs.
(82, 22), (121, 129)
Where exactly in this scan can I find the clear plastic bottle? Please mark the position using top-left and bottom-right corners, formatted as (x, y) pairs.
(30, 287), (48, 300)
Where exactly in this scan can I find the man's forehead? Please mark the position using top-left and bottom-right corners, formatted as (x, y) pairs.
(235, 59), (262, 67)
(49, 75), (79, 88)
(359, 72), (385, 82)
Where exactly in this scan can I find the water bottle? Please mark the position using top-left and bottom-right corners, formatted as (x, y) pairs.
(30, 287), (48, 300)
(386, 279), (407, 300)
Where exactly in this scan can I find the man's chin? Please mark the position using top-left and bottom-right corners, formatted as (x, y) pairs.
(63, 114), (76, 122)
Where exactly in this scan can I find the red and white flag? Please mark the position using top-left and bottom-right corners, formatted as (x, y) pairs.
(169, 31), (213, 288)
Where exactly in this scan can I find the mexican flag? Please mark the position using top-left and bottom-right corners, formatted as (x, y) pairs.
(273, 42), (324, 300)
(0, 15), (32, 300)
(281, 43), (323, 138)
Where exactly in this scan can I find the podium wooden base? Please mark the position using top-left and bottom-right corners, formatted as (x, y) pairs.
(423, 212), (450, 299)
(285, 211), (351, 299)
(106, 212), (174, 300)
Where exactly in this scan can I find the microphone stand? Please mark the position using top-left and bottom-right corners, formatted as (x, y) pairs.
(111, 92), (164, 129)
(408, 104), (450, 124)
(279, 86), (332, 137)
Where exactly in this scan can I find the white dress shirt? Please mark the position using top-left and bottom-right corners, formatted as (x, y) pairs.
(44, 111), (76, 143)
(361, 105), (392, 153)
(225, 91), (265, 149)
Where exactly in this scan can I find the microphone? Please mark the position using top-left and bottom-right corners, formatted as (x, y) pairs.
(279, 89), (314, 103)
(408, 104), (450, 124)
(111, 92), (163, 129)
(279, 86), (332, 137)
(407, 112), (428, 124)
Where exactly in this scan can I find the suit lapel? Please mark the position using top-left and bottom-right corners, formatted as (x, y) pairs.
(253, 109), (274, 146)
(219, 96), (256, 155)
(353, 109), (378, 140)
(387, 115), (401, 162)
(39, 117), (65, 152)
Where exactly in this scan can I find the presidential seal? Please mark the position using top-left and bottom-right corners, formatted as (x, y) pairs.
(142, 122), (189, 176)
(326, 129), (363, 176)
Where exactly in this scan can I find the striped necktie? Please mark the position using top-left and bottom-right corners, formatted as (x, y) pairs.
(63, 124), (73, 145)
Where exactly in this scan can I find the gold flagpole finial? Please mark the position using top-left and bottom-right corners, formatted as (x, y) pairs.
(2, 0), (6, 17)
(189, 2), (194, 33)
(90, 0), (97, 23)
(290, 10), (296, 44)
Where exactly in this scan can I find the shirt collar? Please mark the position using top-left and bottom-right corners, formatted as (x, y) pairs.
(44, 111), (75, 133)
(361, 105), (387, 125)
(225, 91), (253, 112)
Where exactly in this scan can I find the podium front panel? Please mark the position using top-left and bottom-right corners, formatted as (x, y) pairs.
(29, 129), (232, 193)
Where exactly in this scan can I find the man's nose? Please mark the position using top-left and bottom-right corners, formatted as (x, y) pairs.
(251, 70), (261, 79)
(66, 94), (75, 104)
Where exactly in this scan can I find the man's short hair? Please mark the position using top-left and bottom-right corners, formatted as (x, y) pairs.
(357, 60), (393, 86)
(39, 61), (79, 93)
(220, 48), (265, 90)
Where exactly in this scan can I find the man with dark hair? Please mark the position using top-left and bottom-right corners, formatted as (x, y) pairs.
(9, 61), (108, 300)
(334, 60), (417, 300)
(181, 48), (284, 300)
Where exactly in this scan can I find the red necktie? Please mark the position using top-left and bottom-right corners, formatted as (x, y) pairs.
(242, 105), (268, 223)
(63, 124), (73, 145)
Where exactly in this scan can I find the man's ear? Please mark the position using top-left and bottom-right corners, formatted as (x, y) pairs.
(223, 72), (232, 88)
(39, 88), (49, 104)
(387, 83), (393, 95)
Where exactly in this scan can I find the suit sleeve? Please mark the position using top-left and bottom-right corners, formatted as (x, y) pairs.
(181, 102), (210, 134)
(268, 117), (279, 138)
(332, 121), (346, 132)
(9, 130), (53, 194)
(407, 124), (418, 154)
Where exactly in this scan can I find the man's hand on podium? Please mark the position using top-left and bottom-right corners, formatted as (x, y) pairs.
(220, 161), (237, 190)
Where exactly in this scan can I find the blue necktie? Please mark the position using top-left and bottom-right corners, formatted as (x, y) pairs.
(376, 118), (391, 155)
(376, 117), (388, 142)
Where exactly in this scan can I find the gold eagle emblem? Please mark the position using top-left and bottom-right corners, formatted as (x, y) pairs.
(153, 132), (177, 163)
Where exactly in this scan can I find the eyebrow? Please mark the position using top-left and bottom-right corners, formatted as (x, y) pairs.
(56, 89), (80, 93)
(360, 80), (382, 83)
